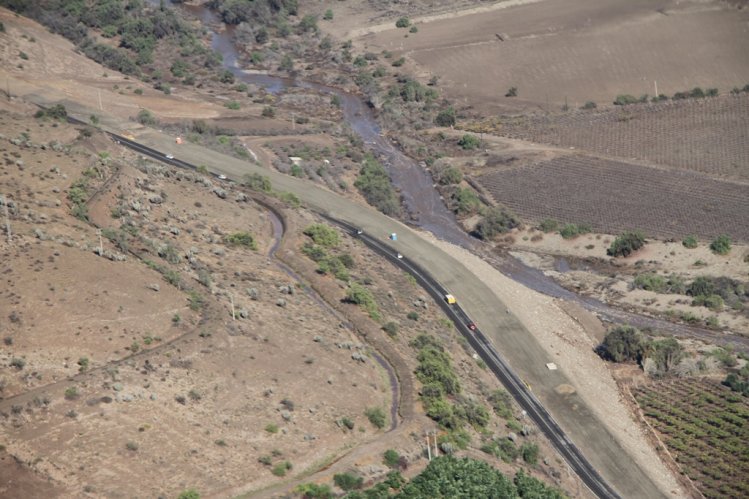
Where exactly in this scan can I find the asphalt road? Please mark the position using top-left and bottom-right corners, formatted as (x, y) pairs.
(92, 124), (670, 498)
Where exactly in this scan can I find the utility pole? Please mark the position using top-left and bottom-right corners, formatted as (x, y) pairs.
(96, 228), (103, 254)
(2, 194), (11, 244)
(426, 432), (432, 461)
(291, 112), (295, 131)
(98, 89), (103, 111)
(230, 293), (236, 321)
(654, 80), (658, 97)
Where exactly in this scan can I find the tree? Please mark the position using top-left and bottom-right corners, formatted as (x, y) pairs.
(597, 325), (648, 363)
(177, 490), (200, 499)
(607, 231), (646, 257)
(438, 166), (463, 185)
(303, 224), (340, 247)
(136, 108), (156, 125)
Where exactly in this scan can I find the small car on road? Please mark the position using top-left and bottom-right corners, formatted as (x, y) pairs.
(165, 154), (174, 160)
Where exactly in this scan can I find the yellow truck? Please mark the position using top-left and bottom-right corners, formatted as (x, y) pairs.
(444, 294), (456, 304)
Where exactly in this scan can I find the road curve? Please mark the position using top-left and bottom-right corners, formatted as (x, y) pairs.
(98, 124), (621, 499)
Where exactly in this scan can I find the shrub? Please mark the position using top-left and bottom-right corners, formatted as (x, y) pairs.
(505, 87), (517, 97)
(391, 57), (405, 67)
(438, 166), (463, 185)
(365, 407), (387, 429)
(474, 207), (519, 240)
(395, 17), (411, 28)
(225, 232), (257, 250)
(323, 9), (333, 21)
(709, 234), (731, 255)
(407, 311), (419, 321)
(607, 231), (646, 257)
(452, 187), (481, 215)
(271, 461), (291, 477)
(345, 283), (381, 320)
(262, 106), (275, 118)
(520, 442), (539, 464)
(581, 101), (597, 109)
(597, 325), (647, 363)
(435, 107), (456, 127)
(242, 173), (272, 192)
(538, 219), (558, 233)
(303, 224), (340, 247)
(340, 417), (354, 430)
(383, 449), (401, 468)
(136, 109), (156, 125)
(354, 155), (401, 216)
(382, 322), (398, 337)
(457, 134), (480, 150)
(559, 223), (590, 239)
(126, 441), (138, 451)
(224, 101), (240, 110)
(177, 490), (201, 499)
(295, 483), (332, 499)
(613, 94), (638, 106)
(409, 25), (418, 33)
(488, 389), (513, 419)
(692, 294), (724, 311)
(10, 358), (26, 370)
(334, 472), (363, 491)
(682, 235), (698, 249)
(265, 423), (279, 433)
(65, 386), (79, 400)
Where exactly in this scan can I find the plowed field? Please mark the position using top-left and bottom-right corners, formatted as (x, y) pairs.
(495, 95), (749, 182)
(477, 155), (749, 241)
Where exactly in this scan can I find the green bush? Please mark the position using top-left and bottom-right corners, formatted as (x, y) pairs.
(397, 456), (516, 497)
(242, 173), (272, 192)
(607, 231), (646, 257)
(457, 134), (480, 150)
(488, 389), (513, 419)
(395, 17), (411, 28)
(437, 166), (463, 185)
(323, 9), (333, 21)
(710, 234), (731, 255)
(136, 108), (156, 126)
(383, 449), (401, 468)
(520, 442), (539, 464)
(435, 107), (456, 127)
(597, 325), (648, 363)
(581, 101), (597, 109)
(452, 187), (482, 215)
(225, 232), (257, 250)
(303, 224), (340, 247)
(345, 283), (381, 320)
(295, 483), (332, 499)
(613, 94), (638, 106)
(354, 155), (401, 216)
(682, 235), (698, 249)
(365, 407), (387, 429)
(177, 490), (201, 499)
(334, 472), (363, 491)
(224, 101), (240, 110)
(538, 219), (558, 233)
(505, 86), (518, 97)
(382, 322), (398, 337)
(559, 223), (590, 239)
(474, 207), (519, 240)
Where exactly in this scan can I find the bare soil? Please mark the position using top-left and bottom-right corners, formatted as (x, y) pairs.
(359, 0), (749, 111)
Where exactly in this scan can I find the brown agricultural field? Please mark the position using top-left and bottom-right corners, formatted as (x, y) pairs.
(361, 0), (749, 111)
(476, 155), (749, 242)
(478, 95), (749, 183)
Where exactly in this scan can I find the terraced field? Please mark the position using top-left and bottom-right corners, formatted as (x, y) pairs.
(493, 95), (749, 182)
(476, 155), (749, 241)
(633, 379), (749, 499)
